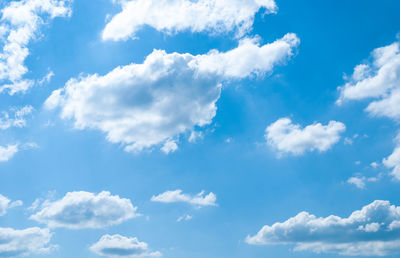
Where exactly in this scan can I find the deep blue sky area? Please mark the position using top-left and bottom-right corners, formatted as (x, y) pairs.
(0, 0), (400, 258)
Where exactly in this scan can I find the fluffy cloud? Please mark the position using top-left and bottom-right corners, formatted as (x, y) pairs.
(30, 191), (138, 229)
(0, 0), (72, 95)
(0, 144), (18, 162)
(0, 194), (22, 216)
(103, 0), (277, 41)
(383, 143), (400, 180)
(347, 174), (381, 189)
(337, 40), (400, 119)
(246, 200), (400, 256)
(45, 33), (299, 153)
(265, 118), (346, 156)
(0, 227), (54, 257)
(90, 234), (161, 258)
(338, 40), (400, 180)
(151, 190), (217, 207)
(0, 106), (33, 130)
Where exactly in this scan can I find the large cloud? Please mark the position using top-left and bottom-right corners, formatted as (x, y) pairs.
(0, 227), (54, 257)
(265, 118), (345, 156)
(151, 190), (217, 207)
(337, 40), (400, 179)
(30, 191), (138, 229)
(0, 0), (72, 95)
(45, 33), (299, 153)
(90, 234), (161, 258)
(246, 200), (400, 256)
(0, 194), (22, 216)
(102, 0), (277, 41)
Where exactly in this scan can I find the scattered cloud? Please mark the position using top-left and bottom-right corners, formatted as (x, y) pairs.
(177, 214), (193, 222)
(0, 144), (19, 162)
(0, 194), (22, 216)
(90, 234), (161, 258)
(383, 141), (400, 180)
(160, 140), (178, 154)
(0, 227), (55, 257)
(246, 200), (400, 256)
(30, 191), (138, 229)
(371, 162), (379, 168)
(0, 0), (72, 95)
(0, 106), (33, 130)
(347, 176), (366, 189)
(45, 33), (299, 153)
(103, 0), (277, 41)
(151, 190), (217, 207)
(265, 118), (345, 156)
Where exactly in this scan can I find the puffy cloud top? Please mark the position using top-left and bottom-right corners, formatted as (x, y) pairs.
(265, 118), (345, 156)
(151, 190), (217, 207)
(30, 191), (138, 229)
(103, 0), (277, 41)
(90, 234), (161, 258)
(246, 200), (400, 256)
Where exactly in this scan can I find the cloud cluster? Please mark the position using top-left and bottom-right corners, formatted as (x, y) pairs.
(0, 227), (54, 257)
(90, 234), (161, 258)
(151, 190), (217, 207)
(338, 40), (400, 180)
(0, 0), (72, 95)
(0, 105), (33, 130)
(246, 200), (400, 256)
(0, 194), (22, 216)
(45, 33), (299, 153)
(30, 191), (138, 229)
(265, 118), (346, 156)
(103, 0), (277, 41)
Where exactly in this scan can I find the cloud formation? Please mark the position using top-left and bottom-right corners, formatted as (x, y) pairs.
(383, 138), (400, 180)
(0, 144), (18, 162)
(30, 191), (138, 229)
(265, 118), (345, 156)
(0, 106), (33, 130)
(0, 227), (54, 257)
(0, 194), (22, 216)
(151, 190), (217, 207)
(0, 0), (72, 94)
(103, 0), (277, 41)
(45, 33), (299, 153)
(90, 234), (161, 258)
(246, 200), (400, 256)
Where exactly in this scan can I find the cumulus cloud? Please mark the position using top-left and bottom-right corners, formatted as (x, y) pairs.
(0, 105), (33, 130)
(337, 40), (400, 118)
(0, 144), (18, 162)
(151, 190), (217, 207)
(30, 191), (138, 229)
(0, 194), (22, 216)
(90, 234), (161, 258)
(0, 0), (72, 95)
(45, 33), (299, 153)
(347, 174), (382, 189)
(0, 227), (55, 257)
(383, 142), (400, 181)
(103, 0), (277, 41)
(265, 118), (346, 156)
(246, 200), (400, 256)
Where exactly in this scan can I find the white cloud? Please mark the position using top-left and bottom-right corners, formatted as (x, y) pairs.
(103, 0), (277, 41)
(0, 105), (33, 130)
(265, 118), (346, 156)
(246, 200), (400, 256)
(0, 144), (18, 162)
(0, 194), (22, 216)
(45, 33), (299, 153)
(90, 234), (161, 258)
(151, 190), (217, 207)
(177, 214), (193, 222)
(383, 144), (400, 181)
(0, 0), (72, 95)
(0, 227), (55, 257)
(347, 176), (366, 189)
(337, 40), (400, 120)
(160, 140), (178, 154)
(30, 191), (138, 229)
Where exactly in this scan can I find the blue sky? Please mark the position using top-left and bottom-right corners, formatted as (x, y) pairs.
(1, 0), (400, 257)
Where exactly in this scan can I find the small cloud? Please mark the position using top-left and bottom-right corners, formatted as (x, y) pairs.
(177, 214), (193, 222)
(151, 189), (217, 207)
(161, 140), (178, 154)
